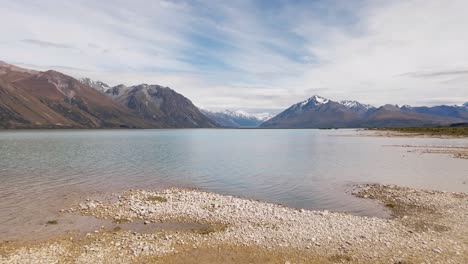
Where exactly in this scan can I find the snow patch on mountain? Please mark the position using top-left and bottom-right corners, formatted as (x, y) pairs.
(299, 95), (329, 107)
(80, 78), (111, 92)
(202, 109), (274, 127)
(340, 100), (374, 110)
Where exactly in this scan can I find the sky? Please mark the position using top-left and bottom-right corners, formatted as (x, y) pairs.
(1, 0), (467, 113)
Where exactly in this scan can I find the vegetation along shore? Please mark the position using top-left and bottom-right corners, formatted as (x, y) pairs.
(369, 126), (468, 137)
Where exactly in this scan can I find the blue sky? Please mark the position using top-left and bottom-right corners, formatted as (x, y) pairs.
(1, 0), (467, 112)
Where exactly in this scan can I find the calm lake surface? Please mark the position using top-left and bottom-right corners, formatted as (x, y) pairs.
(1, 129), (467, 241)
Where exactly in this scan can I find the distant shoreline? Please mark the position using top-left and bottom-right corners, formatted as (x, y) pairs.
(366, 126), (468, 138)
(1, 126), (467, 132)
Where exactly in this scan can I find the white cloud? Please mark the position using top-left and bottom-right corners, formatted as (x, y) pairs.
(0, 0), (467, 111)
(293, 0), (468, 106)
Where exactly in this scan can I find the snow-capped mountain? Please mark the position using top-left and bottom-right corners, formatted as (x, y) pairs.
(202, 109), (273, 127)
(301, 95), (329, 106)
(261, 95), (467, 128)
(80, 78), (111, 93)
(280, 95), (373, 116)
(400, 105), (412, 111)
(262, 95), (367, 128)
(220, 110), (273, 122)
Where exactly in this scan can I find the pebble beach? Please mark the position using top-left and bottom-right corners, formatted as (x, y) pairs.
(1, 184), (467, 263)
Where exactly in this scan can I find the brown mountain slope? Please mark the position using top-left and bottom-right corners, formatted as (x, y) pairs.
(0, 62), (218, 129)
(0, 78), (76, 128)
(12, 70), (155, 128)
(0, 63), (154, 128)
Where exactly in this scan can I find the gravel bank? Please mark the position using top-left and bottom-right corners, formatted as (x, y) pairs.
(390, 144), (468, 159)
(1, 185), (467, 263)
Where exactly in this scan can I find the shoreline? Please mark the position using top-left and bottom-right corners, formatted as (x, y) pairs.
(363, 128), (468, 139)
(1, 184), (467, 263)
(384, 144), (468, 160)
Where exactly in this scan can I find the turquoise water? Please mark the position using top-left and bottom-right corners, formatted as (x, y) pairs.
(0, 129), (467, 240)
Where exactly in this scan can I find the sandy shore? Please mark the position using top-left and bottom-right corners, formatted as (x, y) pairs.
(1, 184), (467, 263)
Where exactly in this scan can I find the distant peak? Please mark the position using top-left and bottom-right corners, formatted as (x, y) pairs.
(380, 104), (401, 111)
(41, 70), (68, 79)
(340, 100), (358, 108)
(339, 100), (374, 110)
(79, 77), (111, 92)
(43, 69), (64, 76)
(300, 95), (329, 107)
(400, 104), (412, 110)
(217, 109), (273, 121)
(134, 84), (164, 89)
(311, 95), (329, 103)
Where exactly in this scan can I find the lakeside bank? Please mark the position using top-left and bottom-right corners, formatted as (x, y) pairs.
(1, 184), (467, 263)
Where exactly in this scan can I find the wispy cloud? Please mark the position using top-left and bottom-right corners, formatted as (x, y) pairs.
(399, 70), (468, 78)
(0, 0), (467, 109)
(21, 39), (76, 49)
(11, 62), (90, 73)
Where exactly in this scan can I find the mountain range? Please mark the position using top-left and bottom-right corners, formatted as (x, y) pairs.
(201, 109), (273, 127)
(1, 61), (467, 129)
(0, 61), (217, 128)
(261, 95), (468, 128)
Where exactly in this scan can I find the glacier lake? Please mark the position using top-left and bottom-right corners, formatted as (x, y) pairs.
(0, 129), (467, 241)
